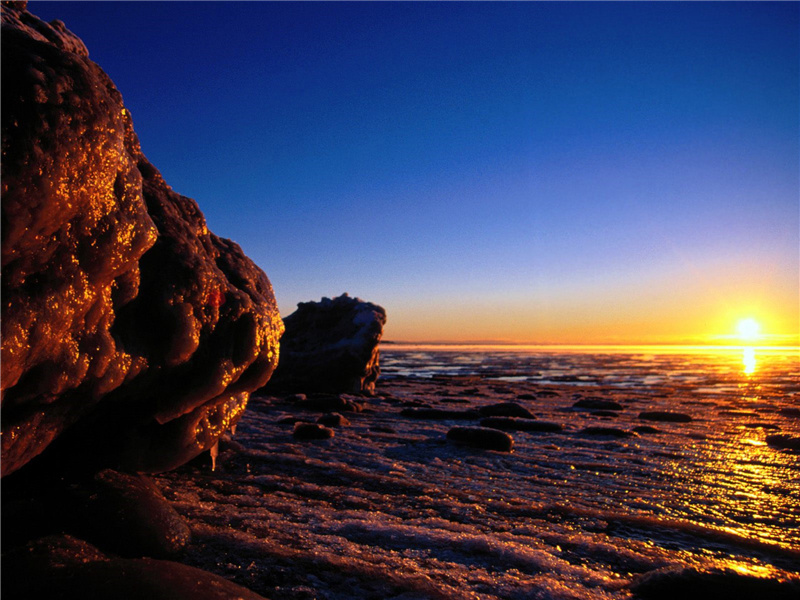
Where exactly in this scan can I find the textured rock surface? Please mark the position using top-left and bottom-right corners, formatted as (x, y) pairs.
(2, 535), (268, 600)
(264, 294), (386, 395)
(1, 1), (283, 476)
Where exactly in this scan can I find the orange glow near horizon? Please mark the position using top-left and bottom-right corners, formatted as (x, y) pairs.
(381, 295), (799, 346)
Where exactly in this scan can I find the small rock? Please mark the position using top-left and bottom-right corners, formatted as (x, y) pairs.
(317, 413), (350, 427)
(302, 394), (362, 413)
(276, 415), (302, 425)
(480, 417), (563, 433)
(446, 427), (514, 452)
(633, 426), (661, 434)
(293, 423), (335, 440)
(370, 425), (397, 434)
(779, 407), (800, 419)
(285, 393), (307, 403)
(478, 402), (536, 419)
(591, 410), (620, 418)
(517, 393), (537, 400)
(766, 434), (800, 451)
(579, 426), (637, 438)
(400, 408), (480, 420)
(573, 399), (623, 411)
(742, 422), (780, 430)
(639, 411), (693, 423)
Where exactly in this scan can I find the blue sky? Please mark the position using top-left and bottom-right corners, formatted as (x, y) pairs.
(31, 1), (799, 343)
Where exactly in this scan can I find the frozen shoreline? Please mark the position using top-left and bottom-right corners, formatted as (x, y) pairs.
(155, 365), (800, 599)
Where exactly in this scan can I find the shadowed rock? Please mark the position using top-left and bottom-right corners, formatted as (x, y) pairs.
(2, 534), (268, 600)
(264, 294), (386, 395)
(639, 411), (693, 423)
(317, 412), (350, 427)
(631, 566), (800, 600)
(573, 398), (623, 411)
(293, 422), (335, 440)
(478, 402), (536, 419)
(766, 434), (800, 452)
(579, 426), (637, 438)
(447, 426), (514, 452)
(1, 2), (283, 476)
(480, 417), (563, 433)
(63, 469), (191, 558)
(400, 407), (481, 420)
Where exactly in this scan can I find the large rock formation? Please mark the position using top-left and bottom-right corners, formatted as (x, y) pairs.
(264, 294), (386, 395)
(1, 1), (283, 476)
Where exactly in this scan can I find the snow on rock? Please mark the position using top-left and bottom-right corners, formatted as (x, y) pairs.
(0, 1), (283, 476)
(264, 294), (386, 395)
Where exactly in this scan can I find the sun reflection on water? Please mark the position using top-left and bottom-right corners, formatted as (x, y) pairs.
(742, 347), (756, 376)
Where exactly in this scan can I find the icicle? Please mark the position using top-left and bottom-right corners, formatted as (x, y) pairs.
(209, 440), (219, 471)
(230, 424), (237, 437)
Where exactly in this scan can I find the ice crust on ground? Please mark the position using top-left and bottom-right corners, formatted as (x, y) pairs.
(155, 349), (800, 599)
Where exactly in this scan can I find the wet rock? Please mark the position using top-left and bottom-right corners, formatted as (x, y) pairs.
(779, 407), (800, 419)
(633, 425), (661, 434)
(631, 565), (800, 600)
(1, 3), (282, 476)
(480, 417), (563, 433)
(317, 413), (350, 427)
(592, 410), (620, 418)
(400, 408), (480, 420)
(264, 294), (386, 395)
(639, 411), (693, 423)
(370, 425), (397, 434)
(276, 415), (302, 425)
(293, 423), (335, 440)
(573, 398), (623, 411)
(579, 426), (637, 438)
(66, 469), (190, 558)
(742, 422), (780, 430)
(766, 434), (800, 452)
(2, 534), (267, 600)
(446, 426), (514, 452)
(478, 402), (536, 419)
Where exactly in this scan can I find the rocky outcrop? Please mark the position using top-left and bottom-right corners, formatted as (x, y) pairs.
(1, 1), (283, 476)
(264, 294), (386, 395)
(3, 535), (269, 600)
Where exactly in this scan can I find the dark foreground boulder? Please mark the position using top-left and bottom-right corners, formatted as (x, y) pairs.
(265, 294), (386, 395)
(447, 426), (514, 452)
(1, 2), (283, 476)
(2, 535), (268, 600)
(631, 565), (800, 600)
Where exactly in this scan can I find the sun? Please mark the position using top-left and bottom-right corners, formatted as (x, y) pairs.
(736, 318), (761, 342)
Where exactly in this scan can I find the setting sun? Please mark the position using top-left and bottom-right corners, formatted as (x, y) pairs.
(736, 318), (761, 342)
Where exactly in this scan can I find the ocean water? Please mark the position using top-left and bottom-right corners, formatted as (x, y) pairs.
(158, 345), (800, 599)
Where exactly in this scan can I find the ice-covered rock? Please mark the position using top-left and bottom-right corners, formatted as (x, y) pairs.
(264, 294), (386, 395)
(0, 2), (283, 476)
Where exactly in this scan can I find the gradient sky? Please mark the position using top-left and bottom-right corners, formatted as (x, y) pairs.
(31, 1), (799, 344)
